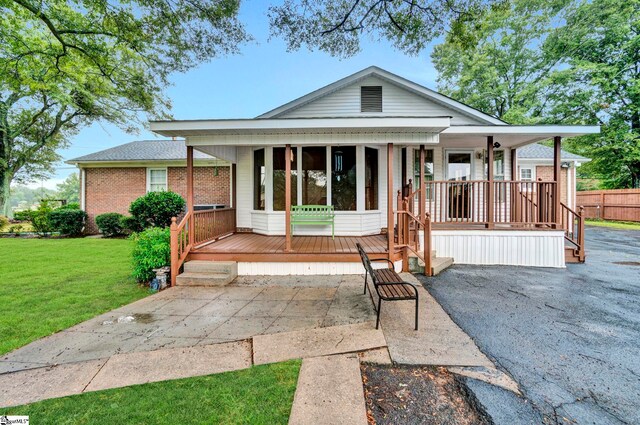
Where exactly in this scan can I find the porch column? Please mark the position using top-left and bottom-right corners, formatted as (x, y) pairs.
(510, 148), (517, 222)
(486, 136), (495, 229)
(186, 145), (195, 246)
(553, 136), (562, 227)
(285, 144), (292, 252)
(387, 143), (394, 261)
(419, 145), (426, 223)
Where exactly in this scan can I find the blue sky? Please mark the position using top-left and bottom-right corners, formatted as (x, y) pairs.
(42, 0), (441, 189)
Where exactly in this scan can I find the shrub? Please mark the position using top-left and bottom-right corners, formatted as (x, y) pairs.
(13, 210), (32, 221)
(129, 191), (185, 230)
(31, 201), (54, 235)
(120, 215), (144, 233)
(57, 202), (80, 210)
(49, 209), (88, 236)
(8, 224), (23, 233)
(96, 213), (125, 237)
(0, 215), (8, 230)
(131, 227), (170, 282)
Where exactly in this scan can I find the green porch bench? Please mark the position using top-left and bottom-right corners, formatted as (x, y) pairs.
(291, 205), (335, 239)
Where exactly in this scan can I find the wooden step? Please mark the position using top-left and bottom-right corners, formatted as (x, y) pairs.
(564, 247), (584, 264)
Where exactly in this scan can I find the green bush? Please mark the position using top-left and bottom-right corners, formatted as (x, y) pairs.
(0, 215), (8, 230)
(131, 227), (171, 282)
(13, 210), (32, 221)
(49, 209), (87, 236)
(31, 201), (54, 235)
(96, 213), (126, 237)
(129, 191), (185, 230)
(57, 202), (81, 210)
(120, 215), (144, 233)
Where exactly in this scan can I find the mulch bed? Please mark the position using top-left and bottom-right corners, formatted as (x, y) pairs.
(361, 364), (491, 425)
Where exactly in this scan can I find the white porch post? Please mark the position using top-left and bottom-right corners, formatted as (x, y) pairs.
(387, 143), (394, 260)
(285, 144), (292, 252)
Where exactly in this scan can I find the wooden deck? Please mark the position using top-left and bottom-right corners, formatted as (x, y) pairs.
(190, 233), (388, 262)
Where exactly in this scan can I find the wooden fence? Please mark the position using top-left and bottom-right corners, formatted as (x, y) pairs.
(576, 189), (640, 222)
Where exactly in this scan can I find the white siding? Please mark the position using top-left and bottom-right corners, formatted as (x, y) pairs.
(237, 260), (402, 275)
(236, 146), (252, 228)
(421, 230), (565, 268)
(279, 76), (484, 125)
(188, 132), (438, 147)
(251, 211), (383, 236)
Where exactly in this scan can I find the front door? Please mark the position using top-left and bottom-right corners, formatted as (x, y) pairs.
(445, 151), (473, 220)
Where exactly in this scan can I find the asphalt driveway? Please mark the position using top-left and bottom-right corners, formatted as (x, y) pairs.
(418, 226), (640, 425)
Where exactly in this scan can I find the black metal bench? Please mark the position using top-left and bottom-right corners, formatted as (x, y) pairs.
(356, 243), (419, 330)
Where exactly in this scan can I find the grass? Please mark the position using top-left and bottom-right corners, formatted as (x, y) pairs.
(585, 219), (640, 231)
(0, 238), (148, 355)
(2, 360), (301, 425)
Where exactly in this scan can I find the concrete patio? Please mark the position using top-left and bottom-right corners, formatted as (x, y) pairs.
(0, 275), (375, 373)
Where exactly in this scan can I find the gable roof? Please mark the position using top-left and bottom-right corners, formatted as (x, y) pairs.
(66, 140), (215, 164)
(518, 143), (589, 161)
(258, 66), (506, 126)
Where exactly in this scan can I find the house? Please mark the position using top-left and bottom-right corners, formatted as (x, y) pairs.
(67, 140), (231, 233)
(146, 66), (597, 283)
(517, 143), (589, 212)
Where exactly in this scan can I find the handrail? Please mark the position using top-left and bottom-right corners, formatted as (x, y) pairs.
(560, 202), (585, 261)
(396, 184), (432, 275)
(170, 210), (192, 286)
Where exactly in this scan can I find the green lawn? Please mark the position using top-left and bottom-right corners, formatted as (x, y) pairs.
(2, 360), (301, 425)
(0, 238), (148, 355)
(586, 219), (640, 231)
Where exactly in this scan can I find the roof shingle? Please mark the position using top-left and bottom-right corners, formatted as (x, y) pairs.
(517, 143), (588, 161)
(67, 140), (215, 163)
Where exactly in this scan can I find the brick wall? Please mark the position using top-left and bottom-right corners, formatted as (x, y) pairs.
(535, 166), (568, 205)
(167, 166), (231, 206)
(83, 166), (231, 234)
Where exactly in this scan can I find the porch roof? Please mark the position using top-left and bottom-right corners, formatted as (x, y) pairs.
(440, 125), (600, 148)
(150, 116), (451, 137)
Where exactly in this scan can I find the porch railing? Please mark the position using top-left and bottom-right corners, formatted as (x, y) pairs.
(560, 203), (586, 261)
(418, 180), (557, 227)
(170, 208), (236, 286)
(396, 188), (432, 276)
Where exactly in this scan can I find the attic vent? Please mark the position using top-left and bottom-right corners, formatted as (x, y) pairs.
(361, 86), (382, 112)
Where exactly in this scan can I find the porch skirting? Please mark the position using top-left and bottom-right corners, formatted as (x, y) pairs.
(420, 230), (566, 268)
(237, 260), (403, 276)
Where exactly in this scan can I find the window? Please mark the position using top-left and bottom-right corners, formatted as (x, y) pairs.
(365, 147), (378, 210)
(301, 147), (327, 205)
(413, 149), (434, 200)
(147, 168), (167, 192)
(484, 150), (505, 180)
(253, 149), (265, 210)
(520, 168), (533, 181)
(361, 86), (382, 112)
(331, 146), (357, 210)
(273, 147), (297, 211)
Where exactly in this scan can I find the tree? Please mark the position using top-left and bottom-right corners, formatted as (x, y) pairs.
(546, 0), (640, 188)
(0, 0), (250, 215)
(431, 0), (569, 124)
(55, 172), (79, 204)
(268, 0), (490, 57)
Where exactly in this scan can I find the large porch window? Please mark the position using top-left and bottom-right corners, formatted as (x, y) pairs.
(365, 147), (378, 210)
(413, 149), (434, 200)
(331, 146), (357, 210)
(273, 147), (297, 211)
(253, 148), (265, 210)
(302, 147), (327, 205)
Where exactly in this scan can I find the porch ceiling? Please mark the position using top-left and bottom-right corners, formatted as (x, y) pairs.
(150, 116), (451, 137)
(440, 125), (600, 148)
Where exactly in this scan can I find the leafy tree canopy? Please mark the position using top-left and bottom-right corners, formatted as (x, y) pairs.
(268, 0), (490, 57)
(0, 0), (249, 214)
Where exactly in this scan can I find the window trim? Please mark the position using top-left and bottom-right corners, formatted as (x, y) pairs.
(520, 167), (534, 182)
(146, 167), (168, 192)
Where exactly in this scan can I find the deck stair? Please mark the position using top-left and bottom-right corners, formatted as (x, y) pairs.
(175, 260), (238, 286)
(408, 250), (454, 276)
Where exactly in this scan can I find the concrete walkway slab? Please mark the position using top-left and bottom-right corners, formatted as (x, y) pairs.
(288, 354), (368, 425)
(0, 359), (106, 408)
(253, 322), (387, 365)
(376, 273), (494, 367)
(85, 340), (251, 392)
